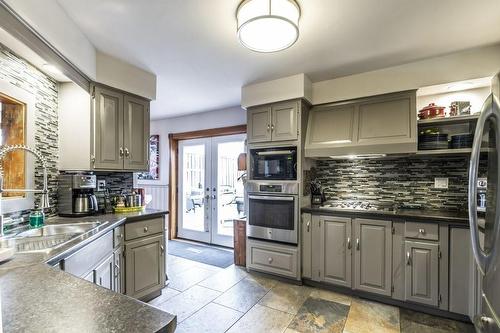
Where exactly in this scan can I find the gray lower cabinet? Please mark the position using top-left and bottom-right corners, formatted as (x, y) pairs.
(449, 227), (474, 316)
(353, 218), (392, 296)
(320, 216), (352, 288)
(247, 238), (299, 279)
(113, 246), (124, 294)
(95, 253), (114, 290)
(405, 240), (439, 306)
(125, 234), (165, 299)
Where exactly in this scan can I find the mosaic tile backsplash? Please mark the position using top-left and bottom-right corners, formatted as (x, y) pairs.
(315, 156), (485, 211)
(0, 44), (59, 218)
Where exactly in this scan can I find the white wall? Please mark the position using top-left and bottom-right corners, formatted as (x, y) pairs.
(417, 86), (490, 116)
(5, 0), (97, 78)
(312, 44), (500, 105)
(137, 106), (247, 187)
(96, 51), (156, 100)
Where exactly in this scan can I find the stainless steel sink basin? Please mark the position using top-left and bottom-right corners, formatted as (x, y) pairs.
(0, 222), (101, 253)
(15, 222), (101, 238)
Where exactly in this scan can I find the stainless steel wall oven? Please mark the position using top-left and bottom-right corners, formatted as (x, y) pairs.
(247, 182), (298, 244)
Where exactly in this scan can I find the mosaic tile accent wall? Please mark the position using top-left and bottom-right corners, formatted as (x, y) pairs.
(94, 172), (134, 195)
(0, 44), (59, 218)
(315, 156), (485, 211)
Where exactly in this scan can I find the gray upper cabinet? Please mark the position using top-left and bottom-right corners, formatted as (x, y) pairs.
(271, 101), (298, 141)
(320, 216), (352, 288)
(91, 84), (150, 171)
(125, 234), (165, 300)
(305, 90), (417, 157)
(247, 106), (272, 143)
(405, 240), (439, 306)
(353, 218), (392, 296)
(123, 95), (150, 171)
(93, 86), (124, 170)
(247, 100), (299, 143)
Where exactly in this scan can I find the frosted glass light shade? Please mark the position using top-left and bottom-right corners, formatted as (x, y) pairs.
(236, 0), (300, 53)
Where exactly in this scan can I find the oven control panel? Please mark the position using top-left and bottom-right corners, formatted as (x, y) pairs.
(259, 184), (282, 192)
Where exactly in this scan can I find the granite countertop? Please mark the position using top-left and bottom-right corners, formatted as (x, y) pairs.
(0, 209), (175, 333)
(302, 205), (471, 224)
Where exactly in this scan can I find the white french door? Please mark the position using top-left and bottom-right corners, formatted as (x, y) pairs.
(178, 134), (246, 247)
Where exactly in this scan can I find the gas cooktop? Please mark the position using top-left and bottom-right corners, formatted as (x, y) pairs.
(319, 201), (395, 212)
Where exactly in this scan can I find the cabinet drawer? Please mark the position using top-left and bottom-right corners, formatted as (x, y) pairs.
(114, 225), (124, 248)
(405, 221), (439, 241)
(247, 240), (298, 279)
(125, 218), (163, 241)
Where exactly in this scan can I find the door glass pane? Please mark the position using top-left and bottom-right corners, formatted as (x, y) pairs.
(216, 140), (245, 237)
(182, 144), (206, 232)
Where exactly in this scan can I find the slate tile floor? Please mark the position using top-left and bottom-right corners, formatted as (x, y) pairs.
(150, 255), (475, 333)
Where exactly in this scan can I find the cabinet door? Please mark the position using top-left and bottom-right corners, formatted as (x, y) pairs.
(354, 218), (392, 296)
(125, 234), (165, 299)
(301, 213), (312, 279)
(93, 85), (124, 170)
(83, 270), (95, 283)
(449, 228), (471, 314)
(305, 104), (357, 149)
(321, 216), (352, 288)
(95, 253), (114, 290)
(123, 95), (150, 171)
(405, 241), (439, 306)
(247, 107), (272, 143)
(271, 101), (298, 141)
(357, 92), (416, 146)
(113, 247), (124, 294)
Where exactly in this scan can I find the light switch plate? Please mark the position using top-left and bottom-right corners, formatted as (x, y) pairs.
(97, 180), (106, 191)
(434, 178), (449, 189)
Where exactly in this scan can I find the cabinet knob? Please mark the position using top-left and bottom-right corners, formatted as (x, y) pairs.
(418, 228), (425, 234)
(267, 124), (271, 132)
(271, 124), (275, 132)
(347, 237), (352, 250)
(124, 148), (130, 158)
(356, 238), (360, 251)
(268, 257), (273, 263)
(306, 221), (310, 232)
(119, 147), (124, 158)
(406, 251), (412, 266)
(143, 226), (148, 232)
(160, 245), (165, 254)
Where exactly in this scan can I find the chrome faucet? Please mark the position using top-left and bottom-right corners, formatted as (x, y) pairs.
(0, 145), (50, 236)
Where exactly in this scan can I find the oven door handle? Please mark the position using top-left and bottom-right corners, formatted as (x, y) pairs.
(255, 150), (294, 156)
(248, 195), (295, 201)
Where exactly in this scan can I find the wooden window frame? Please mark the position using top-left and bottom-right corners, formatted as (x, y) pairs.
(168, 125), (246, 240)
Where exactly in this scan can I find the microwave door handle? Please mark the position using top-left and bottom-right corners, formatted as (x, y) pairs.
(255, 150), (294, 156)
(248, 195), (294, 201)
(468, 93), (500, 275)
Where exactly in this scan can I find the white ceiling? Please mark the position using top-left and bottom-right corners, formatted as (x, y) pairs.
(55, 0), (500, 119)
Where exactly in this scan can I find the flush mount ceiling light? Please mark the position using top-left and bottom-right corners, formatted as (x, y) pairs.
(236, 0), (300, 53)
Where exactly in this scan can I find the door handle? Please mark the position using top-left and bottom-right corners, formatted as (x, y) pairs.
(306, 221), (310, 232)
(356, 238), (360, 251)
(468, 93), (500, 275)
(211, 195), (216, 200)
(267, 124), (271, 132)
(271, 124), (275, 132)
(347, 237), (351, 249)
(406, 252), (411, 266)
(160, 245), (165, 254)
(119, 147), (124, 158)
(124, 147), (130, 158)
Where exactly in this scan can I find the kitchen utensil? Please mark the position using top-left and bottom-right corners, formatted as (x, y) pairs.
(418, 103), (446, 119)
(450, 101), (471, 116)
(125, 194), (136, 207)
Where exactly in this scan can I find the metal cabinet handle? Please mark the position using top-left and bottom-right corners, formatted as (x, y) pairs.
(143, 226), (148, 232)
(267, 124), (271, 132)
(211, 195), (216, 200)
(418, 228), (425, 234)
(114, 263), (120, 277)
(119, 147), (124, 158)
(271, 124), (275, 131)
(268, 257), (273, 263)
(347, 237), (351, 249)
(406, 252), (411, 266)
(160, 245), (165, 254)
(306, 221), (310, 232)
(124, 148), (130, 158)
(99, 277), (103, 286)
(356, 238), (360, 251)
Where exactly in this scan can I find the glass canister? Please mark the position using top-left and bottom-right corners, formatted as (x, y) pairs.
(29, 208), (45, 228)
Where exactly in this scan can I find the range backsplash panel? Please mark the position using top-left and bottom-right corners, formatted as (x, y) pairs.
(0, 43), (59, 218)
(315, 156), (486, 211)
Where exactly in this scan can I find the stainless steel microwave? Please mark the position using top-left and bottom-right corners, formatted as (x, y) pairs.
(249, 146), (297, 180)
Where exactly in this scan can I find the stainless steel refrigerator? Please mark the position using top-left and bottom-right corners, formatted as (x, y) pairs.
(469, 72), (500, 332)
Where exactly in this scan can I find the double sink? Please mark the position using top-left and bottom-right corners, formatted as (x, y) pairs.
(0, 222), (101, 253)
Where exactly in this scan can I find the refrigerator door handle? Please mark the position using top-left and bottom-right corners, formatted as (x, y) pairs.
(469, 93), (500, 275)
